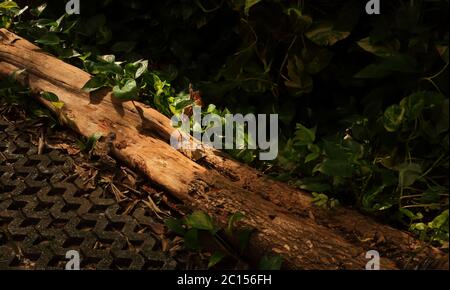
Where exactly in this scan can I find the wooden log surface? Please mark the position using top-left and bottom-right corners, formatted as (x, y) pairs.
(1, 28), (448, 270)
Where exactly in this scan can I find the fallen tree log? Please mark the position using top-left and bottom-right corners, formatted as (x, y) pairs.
(0, 28), (448, 270)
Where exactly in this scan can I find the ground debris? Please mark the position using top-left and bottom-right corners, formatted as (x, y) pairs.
(0, 101), (209, 270)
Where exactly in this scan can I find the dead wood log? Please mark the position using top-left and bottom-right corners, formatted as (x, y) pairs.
(0, 28), (448, 270)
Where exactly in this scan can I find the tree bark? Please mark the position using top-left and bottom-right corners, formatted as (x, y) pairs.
(0, 28), (448, 270)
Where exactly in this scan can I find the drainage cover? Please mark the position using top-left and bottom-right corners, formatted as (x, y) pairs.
(0, 116), (193, 270)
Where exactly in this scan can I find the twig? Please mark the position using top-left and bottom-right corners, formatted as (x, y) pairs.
(38, 128), (45, 155)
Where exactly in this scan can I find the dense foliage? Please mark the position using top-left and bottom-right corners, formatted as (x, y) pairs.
(1, 0), (448, 245)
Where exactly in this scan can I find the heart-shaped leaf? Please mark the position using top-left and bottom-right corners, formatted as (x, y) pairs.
(41, 91), (59, 102)
(82, 75), (108, 93)
(113, 79), (138, 101)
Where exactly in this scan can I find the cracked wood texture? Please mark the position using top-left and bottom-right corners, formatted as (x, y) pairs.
(0, 28), (448, 270)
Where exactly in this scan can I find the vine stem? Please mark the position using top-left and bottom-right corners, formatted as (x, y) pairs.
(421, 61), (449, 95)
(418, 153), (447, 181)
(277, 35), (298, 84)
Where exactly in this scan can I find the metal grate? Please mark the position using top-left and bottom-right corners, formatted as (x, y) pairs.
(0, 118), (179, 270)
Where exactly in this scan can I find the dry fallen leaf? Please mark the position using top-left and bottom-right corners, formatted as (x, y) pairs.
(38, 128), (45, 155)
(73, 164), (98, 189)
(46, 131), (80, 155)
(147, 221), (165, 236)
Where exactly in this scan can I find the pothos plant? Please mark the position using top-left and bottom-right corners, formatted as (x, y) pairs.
(1, 1), (257, 162)
(80, 54), (258, 163)
(276, 90), (449, 244)
(165, 211), (282, 270)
